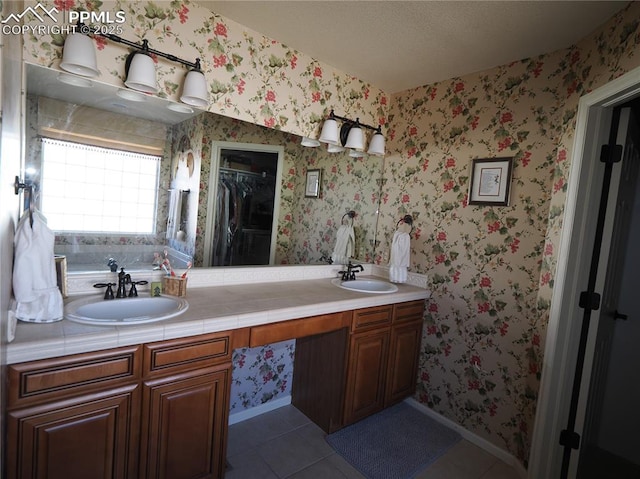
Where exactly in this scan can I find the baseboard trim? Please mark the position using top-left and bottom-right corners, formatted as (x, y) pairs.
(404, 398), (528, 478)
(228, 395), (292, 425)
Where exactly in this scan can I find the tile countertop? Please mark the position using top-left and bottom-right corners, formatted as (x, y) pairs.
(8, 275), (430, 365)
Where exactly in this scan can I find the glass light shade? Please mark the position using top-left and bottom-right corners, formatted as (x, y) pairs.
(57, 73), (93, 88)
(301, 137), (320, 147)
(327, 143), (345, 153)
(124, 52), (158, 93)
(59, 33), (99, 78)
(344, 124), (365, 150)
(167, 102), (194, 114)
(319, 118), (340, 145)
(116, 89), (146, 102)
(367, 132), (386, 156)
(349, 149), (365, 158)
(180, 69), (209, 107)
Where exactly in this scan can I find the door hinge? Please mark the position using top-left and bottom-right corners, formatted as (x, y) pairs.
(579, 291), (601, 311)
(559, 429), (581, 449)
(600, 144), (623, 164)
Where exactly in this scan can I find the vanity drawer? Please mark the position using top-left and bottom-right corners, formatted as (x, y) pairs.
(250, 312), (352, 347)
(143, 331), (232, 377)
(393, 300), (425, 324)
(352, 305), (393, 332)
(8, 345), (141, 409)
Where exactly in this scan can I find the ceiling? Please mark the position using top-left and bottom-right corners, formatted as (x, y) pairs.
(203, 1), (628, 93)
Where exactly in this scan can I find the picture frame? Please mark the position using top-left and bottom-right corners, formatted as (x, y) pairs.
(468, 157), (513, 206)
(305, 169), (321, 198)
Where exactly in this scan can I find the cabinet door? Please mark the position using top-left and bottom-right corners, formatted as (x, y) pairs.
(6, 384), (140, 479)
(385, 320), (423, 406)
(140, 365), (231, 479)
(343, 329), (390, 425)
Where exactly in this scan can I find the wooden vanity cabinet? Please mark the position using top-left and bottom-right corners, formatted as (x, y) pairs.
(343, 327), (391, 424)
(7, 332), (233, 479)
(343, 300), (425, 426)
(139, 332), (233, 479)
(6, 346), (142, 479)
(385, 301), (425, 405)
(293, 300), (425, 431)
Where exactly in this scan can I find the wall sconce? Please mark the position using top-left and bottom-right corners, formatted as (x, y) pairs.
(315, 109), (385, 156)
(60, 25), (209, 107)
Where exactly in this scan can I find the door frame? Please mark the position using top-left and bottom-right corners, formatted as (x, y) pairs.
(529, 65), (640, 478)
(203, 141), (284, 267)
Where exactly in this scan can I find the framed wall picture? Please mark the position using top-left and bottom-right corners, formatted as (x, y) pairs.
(468, 157), (513, 206)
(305, 169), (321, 198)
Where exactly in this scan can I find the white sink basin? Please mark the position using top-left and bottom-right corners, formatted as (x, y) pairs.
(65, 295), (189, 325)
(331, 278), (398, 294)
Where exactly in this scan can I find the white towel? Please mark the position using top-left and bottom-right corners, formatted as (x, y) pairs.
(12, 210), (63, 323)
(166, 188), (182, 239)
(389, 230), (410, 283)
(331, 224), (355, 265)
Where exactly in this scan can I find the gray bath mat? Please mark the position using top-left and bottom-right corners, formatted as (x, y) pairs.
(326, 402), (461, 479)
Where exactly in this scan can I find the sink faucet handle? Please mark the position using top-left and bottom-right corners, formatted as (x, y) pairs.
(128, 280), (149, 297)
(94, 282), (116, 300)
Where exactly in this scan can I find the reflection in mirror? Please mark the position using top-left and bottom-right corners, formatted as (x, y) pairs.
(25, 63), (384, 274)
(203, 143), (283, 267)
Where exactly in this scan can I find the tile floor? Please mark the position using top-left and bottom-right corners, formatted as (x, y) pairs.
(225, 404), (521, 479)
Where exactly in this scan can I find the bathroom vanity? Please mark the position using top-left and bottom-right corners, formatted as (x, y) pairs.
(5, 273), (429, 479)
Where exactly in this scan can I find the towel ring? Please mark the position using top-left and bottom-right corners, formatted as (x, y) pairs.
(397, 214), (414, 234)
(341, 210), (356, 225)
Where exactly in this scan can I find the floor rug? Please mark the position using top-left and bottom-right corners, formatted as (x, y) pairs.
(326, 402), (461, 479)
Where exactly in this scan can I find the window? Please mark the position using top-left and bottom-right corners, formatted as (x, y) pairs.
(40, 138), (161, 234)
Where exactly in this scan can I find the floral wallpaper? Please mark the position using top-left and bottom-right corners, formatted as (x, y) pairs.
(16, 0), (640, 470)
(230, 340), (295, 414)
(380, 2), (640, 466)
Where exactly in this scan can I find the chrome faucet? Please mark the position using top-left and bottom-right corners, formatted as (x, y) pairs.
(339, 261), (364, 281)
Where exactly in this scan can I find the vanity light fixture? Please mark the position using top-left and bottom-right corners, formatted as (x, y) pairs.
(344, 119), (365, 151)
(59, 32), (100, 77)
(367, 127), (386, 156)
(60, 26), (209, 106)
(57, 72), (93, 88)
(115, 88), (147, 102)
(123, 40), (158, 93)
(318, 111), (340, 145)
(314, 109), (386, 156)
(327, 143), (346, 153)
(301, 137), (321, 147)
(180, 59), (209, 107)
(167, 102), (194, 114)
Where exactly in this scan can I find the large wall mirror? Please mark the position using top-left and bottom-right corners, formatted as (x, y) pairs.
(25, 63), (385, 274)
